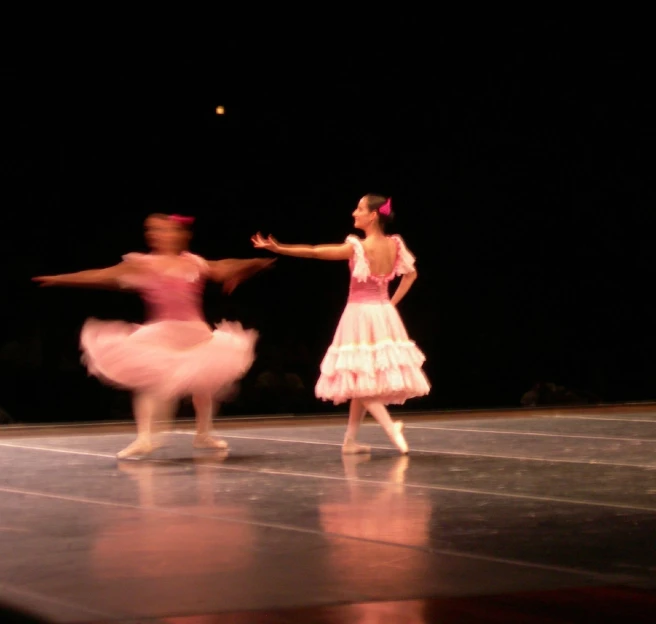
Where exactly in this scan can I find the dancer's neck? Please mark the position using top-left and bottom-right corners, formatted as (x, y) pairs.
(362, 225), (386, 240)
(151, 250), (185, 257)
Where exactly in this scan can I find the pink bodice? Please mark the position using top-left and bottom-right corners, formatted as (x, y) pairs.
(140, 274), (205, 322)
(348, 275), (391, 303)
(345, 235), (416, 304)
(119, 252), (209, 322)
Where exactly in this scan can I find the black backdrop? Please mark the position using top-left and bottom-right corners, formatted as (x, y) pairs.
(2, 30), (655, 423)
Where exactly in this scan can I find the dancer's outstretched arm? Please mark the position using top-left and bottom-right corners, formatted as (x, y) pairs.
(32, 262), (135, 289)
(251, 233), (353, 261)
(207, 257), (276, 294)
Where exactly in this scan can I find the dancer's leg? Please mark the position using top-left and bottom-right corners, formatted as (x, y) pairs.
(192, 394), (228, 449)
(117, 392), (158, 459)
(342, 399), (371, 454)
(361, 399), (409, 454)
(153, 398), (177, 435)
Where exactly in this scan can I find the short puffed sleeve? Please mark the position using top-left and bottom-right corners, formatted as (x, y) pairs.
(390, 235), (416, 276)
(183, 253), (210, 276)
(117, 252), (150, 289)
(345, 235), (369, 282)
(121, 252), (148, 265)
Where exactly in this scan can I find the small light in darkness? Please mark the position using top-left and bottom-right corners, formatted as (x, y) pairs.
(216, 106), (225, 115)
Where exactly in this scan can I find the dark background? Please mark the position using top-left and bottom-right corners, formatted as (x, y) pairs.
(2, 28), (655, 423)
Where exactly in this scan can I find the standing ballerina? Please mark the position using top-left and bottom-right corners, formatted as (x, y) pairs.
(34, 213), (274, 459)
(252, 194), (430, 454)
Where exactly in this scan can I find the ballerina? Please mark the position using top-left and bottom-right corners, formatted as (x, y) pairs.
(252, 194), (430, 454)
(34, 212), (274, 459)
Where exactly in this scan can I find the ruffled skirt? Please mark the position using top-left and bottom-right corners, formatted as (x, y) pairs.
(315, 302), (430, 405)
(80, 318), (257, 400)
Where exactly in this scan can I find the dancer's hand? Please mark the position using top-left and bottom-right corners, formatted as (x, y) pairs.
(251, 232), (280, 253)
(254, 257), (277, 271)
(32, 275), (60, 287)
(222, 258), (276, 295)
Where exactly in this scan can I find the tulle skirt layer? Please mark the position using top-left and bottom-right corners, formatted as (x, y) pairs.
(80, 318), (257, 399)
(315, 302), (430, 405)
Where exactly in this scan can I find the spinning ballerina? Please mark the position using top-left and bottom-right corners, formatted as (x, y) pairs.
(34, 213), (274, 459)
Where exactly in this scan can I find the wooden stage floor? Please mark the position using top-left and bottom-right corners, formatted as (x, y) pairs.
(1, 405), (655, 622)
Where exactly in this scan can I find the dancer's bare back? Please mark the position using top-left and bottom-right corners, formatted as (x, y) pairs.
(361, 236), (399, 276)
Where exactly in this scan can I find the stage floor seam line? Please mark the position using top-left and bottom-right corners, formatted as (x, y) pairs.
(404, 425), (656, 443)
(5, 430), (656, 470)
(2, 442), (656, 514)
(171, 431), (656, 470)
(0, 442), (115, 458)
(0, 485), (634, 586)
(554, 415), (656, 423)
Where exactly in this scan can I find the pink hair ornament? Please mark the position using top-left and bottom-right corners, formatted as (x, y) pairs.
(379, 198), (392, 216)
(170, 214), (195, 225)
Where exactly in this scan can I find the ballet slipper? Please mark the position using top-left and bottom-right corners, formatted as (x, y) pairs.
(116, 437), (157, 459)
(193, 433), (229, 450)
(342, 437), (371, 455)
(194, 449), (230, 464)
(391, 420), (409, 455)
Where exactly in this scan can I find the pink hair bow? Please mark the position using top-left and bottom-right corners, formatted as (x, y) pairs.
(170, 214), (195, 225)
(379, 198), (392, 216)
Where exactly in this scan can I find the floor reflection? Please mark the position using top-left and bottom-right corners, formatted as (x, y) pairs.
(91, 452), (256, 579)
(318, 454), (433, 616)
(319, 599), (430, 624)
(320, 455), (431, 547)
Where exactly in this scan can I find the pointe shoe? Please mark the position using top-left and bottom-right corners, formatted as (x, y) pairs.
(392, 421), (409, 455)
(116, 438), (155, 459)
(194, 449), (230, 464)
(193, 433), (229, 450)
(342, 438), (371, 455)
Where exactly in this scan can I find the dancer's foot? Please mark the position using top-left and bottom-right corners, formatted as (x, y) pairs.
(342, 438), (371, 455)
(392, 421), (409, 455)
(116, 437), (155, 459)
(193, 433), (229, 450)
(194, 449), (230, 464)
